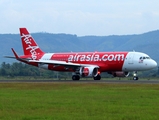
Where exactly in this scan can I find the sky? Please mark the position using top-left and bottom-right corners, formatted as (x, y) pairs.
(0, 0), (159, 36)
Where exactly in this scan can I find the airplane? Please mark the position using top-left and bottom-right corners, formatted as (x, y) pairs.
(5, 28), (157, 80)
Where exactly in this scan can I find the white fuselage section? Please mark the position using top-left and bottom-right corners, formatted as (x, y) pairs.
(122, 52), (157, 71)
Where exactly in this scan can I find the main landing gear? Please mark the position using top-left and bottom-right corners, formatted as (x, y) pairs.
(72, 74), (101, 80)
(133, 71), (138, 80)
(72, 75), (80, 80)
(93, 74), (101, 80)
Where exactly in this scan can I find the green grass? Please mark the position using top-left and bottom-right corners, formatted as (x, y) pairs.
(0, 83), (159, 120)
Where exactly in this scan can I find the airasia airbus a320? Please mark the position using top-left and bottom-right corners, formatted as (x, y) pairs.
(5, 28), (157, 80)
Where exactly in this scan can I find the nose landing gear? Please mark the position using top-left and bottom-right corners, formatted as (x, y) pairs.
(133, 71), (138, 80)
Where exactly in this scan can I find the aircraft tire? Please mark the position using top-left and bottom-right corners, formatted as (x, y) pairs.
(72, 75), (80, 80)
(133, 76), (138, 80)
(94, 74), (101, 80)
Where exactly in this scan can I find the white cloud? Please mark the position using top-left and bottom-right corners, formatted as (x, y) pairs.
(0, 0), (159, 35)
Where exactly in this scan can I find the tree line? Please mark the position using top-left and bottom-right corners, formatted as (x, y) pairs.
(0, 62), (71, 79)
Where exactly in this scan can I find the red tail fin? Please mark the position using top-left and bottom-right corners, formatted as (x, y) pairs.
(20, 28), (44, 59)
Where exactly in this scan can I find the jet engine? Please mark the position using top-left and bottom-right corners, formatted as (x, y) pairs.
(112, 71), (129, 77)
(79, 67), (98, 77)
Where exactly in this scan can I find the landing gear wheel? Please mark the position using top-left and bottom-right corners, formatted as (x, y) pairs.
(133, 76), (138, 80)
(72, 75), (80, 80)
(133, 71), (138, 80)
(94, 75), (101, 80)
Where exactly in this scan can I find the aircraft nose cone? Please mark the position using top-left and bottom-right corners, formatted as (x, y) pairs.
(153, 60), (157, 67)
(150, 60), (157, 69)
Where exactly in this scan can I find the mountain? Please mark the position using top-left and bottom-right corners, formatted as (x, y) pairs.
(1, 30), (159, 63)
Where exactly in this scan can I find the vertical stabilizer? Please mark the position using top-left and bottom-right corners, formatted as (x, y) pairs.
(20, 28), (44, 59)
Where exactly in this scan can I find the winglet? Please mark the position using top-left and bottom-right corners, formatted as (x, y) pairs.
(11, 48), (19, 59)
(4, 48), (19, 59)
(5, 48), (31, 61)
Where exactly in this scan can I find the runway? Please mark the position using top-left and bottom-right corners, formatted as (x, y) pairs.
(0, 80), (159, 84)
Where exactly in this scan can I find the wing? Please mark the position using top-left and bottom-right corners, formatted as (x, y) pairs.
(28, 59), (99, 68)
(5, 48), (99, 69)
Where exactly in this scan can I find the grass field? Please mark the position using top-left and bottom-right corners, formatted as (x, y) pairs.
(0, 82), (159, 120)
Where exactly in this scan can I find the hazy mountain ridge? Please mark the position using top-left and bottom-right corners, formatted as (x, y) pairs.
(1, 30), (159, 63)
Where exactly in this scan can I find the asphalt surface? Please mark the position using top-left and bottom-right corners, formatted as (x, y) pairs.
(0, 80), (159, 84)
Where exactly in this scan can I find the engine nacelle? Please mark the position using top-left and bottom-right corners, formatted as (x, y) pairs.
(112, 71), (129, 77)
(80, 67), (98, 77)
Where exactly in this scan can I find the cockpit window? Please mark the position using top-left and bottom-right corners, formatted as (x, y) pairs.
(140, 56), (151, 60)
